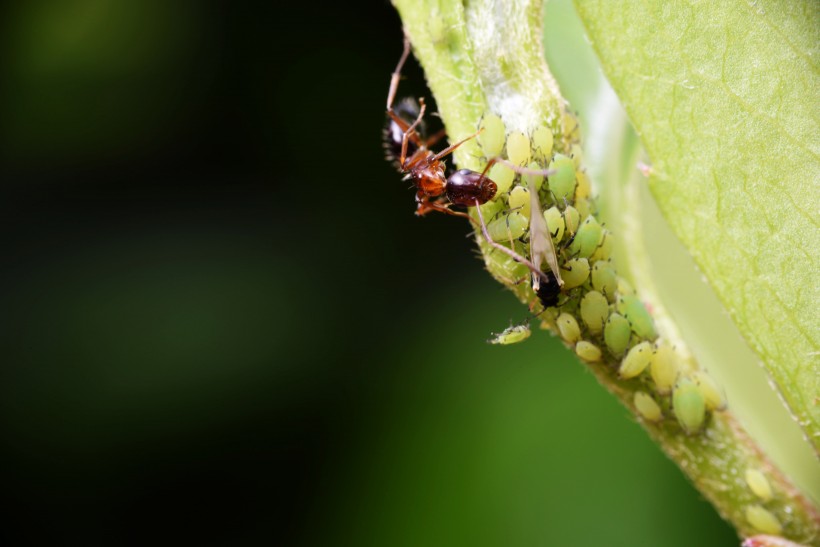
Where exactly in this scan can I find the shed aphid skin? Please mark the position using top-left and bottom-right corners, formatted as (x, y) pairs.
(745, 468), (773, 501)
(488, 322), (532, 345)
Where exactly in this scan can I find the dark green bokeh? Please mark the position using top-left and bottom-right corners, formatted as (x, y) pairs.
(0, 1), (735, 544)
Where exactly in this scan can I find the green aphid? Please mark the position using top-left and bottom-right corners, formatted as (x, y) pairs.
(650, 343), (678, 395)
(617, 294), (657, 340)
(619, 341), (653, 379)
(488, 162), (515, 196)
(488, 323), (531, 345)
(479, 199), (504, 222)
(744, 468), (773, 501)
(563, 205), (580, 234)
(484, 244), (529, 284)
(692, 370), (727, 411)
(575, 340), (602, 363)
(487, 211), (529, 242)
(568, 216), (604, 258)
(589, 231), (613, 262)
(524, 161), (545, 192)
(548, 154), (577, 203)
(543, 206), (565, 243)
(507, 131), (531, 166)
(604, 313), (632, 357)
(531, 126), (553, 159)
(560, 258), (590, 289)
(634, 391), (662, 422)
(580, 290), (609, 335)
(477, 113), (506, 158)
(591, 261), (618, 302)
(557, 313), (581, 344)
(508, 186), (531, 218)
(745, 505), (782, 535)
(673, 377), (706, 434)
(604, 313), (631, 357)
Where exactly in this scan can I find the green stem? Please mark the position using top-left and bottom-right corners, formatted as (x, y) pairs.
(391, 0), (820, 543)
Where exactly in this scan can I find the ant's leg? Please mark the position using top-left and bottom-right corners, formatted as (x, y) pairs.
(424, 128), (447, 148)
(386, 37), (411, 111)
(474, 200), (546, 282)
(399, 98), (427, 167)
(429, 128), (484, 162)
(416, 195), (475, 222)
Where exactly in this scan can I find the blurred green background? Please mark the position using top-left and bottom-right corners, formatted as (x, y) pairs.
(0, 0), (737, 545)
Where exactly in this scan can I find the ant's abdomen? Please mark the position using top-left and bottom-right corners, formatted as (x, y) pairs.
(446, 169), (497, 206)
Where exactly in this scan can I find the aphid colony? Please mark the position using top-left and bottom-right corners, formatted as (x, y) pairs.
(382, 39), (726, 437)
(469, 112), (727, 435)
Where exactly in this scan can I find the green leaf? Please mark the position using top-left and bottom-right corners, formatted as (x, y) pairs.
(575, 0), (820, 451)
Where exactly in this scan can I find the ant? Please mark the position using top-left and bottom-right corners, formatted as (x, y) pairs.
(385, 38), (564, 308)
(385, 38), (497, 219)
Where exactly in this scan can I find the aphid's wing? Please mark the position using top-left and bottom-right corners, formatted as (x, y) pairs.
(527, 177), (564, 287)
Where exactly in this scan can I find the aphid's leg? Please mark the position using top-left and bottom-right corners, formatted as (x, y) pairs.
(475, 200), (546, 283)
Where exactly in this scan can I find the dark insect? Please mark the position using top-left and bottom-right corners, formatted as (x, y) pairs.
(385, 39), (497, 219)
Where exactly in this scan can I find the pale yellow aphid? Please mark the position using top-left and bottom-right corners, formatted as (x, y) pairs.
(557, 313), (581, 344)
(531, 126), (553, 159)
(508, 186), (531, 218)
(634, 391), (662, 422)
(745, 505), (782, 535)
(692, 370), (727, 411)
(650, 342), (678, 395)
(543, 207), (565, 243)
(506, 131), (531, 166)
(619, 341), (653, 379)
(744, 468), (773, 501)
(579, 290), (609, 335)
(477, 113), (506, 158)
(488, 163), (515, 196)
(575, 341), (602, 363)
(560, 258), (590, 289)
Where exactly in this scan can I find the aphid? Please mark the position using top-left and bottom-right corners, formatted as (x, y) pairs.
(567, 216), (604, 258)
(488, 322), (532, 345)
(563, 205), (581, 234)
(673, 377), (706, 434)
(617, 294), (657, 340)
(619, 341), (653, 379)
(386, 39), (498, 218)
(692, 370), (727, 411)
(531, 126), (553, 159)
(486, 211), (529, 242)
(579, 290), (608, 335)
(556, 313), (581, 344)
(744, 468), (773, 501)
(745, 505), (782, 535)
(547, 154), (577, 203)
(560, 258), (590, 289)
(591, 261), (618, 301)
(543, 207), (565, 243)
(649, 342), (678, 394)
(634, 391), (663, 422)
(575, 341), (602, 362)
(604, 313), (631, 357)
(589, 230), (613, 262)
(508, 185), (531, 218)
(506, 131), (531, 166)
(477, 113), (506, 158)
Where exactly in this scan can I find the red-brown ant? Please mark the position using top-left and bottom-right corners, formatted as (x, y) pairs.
(385, 39), (497, 219)
(385, 38), (563, 308)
